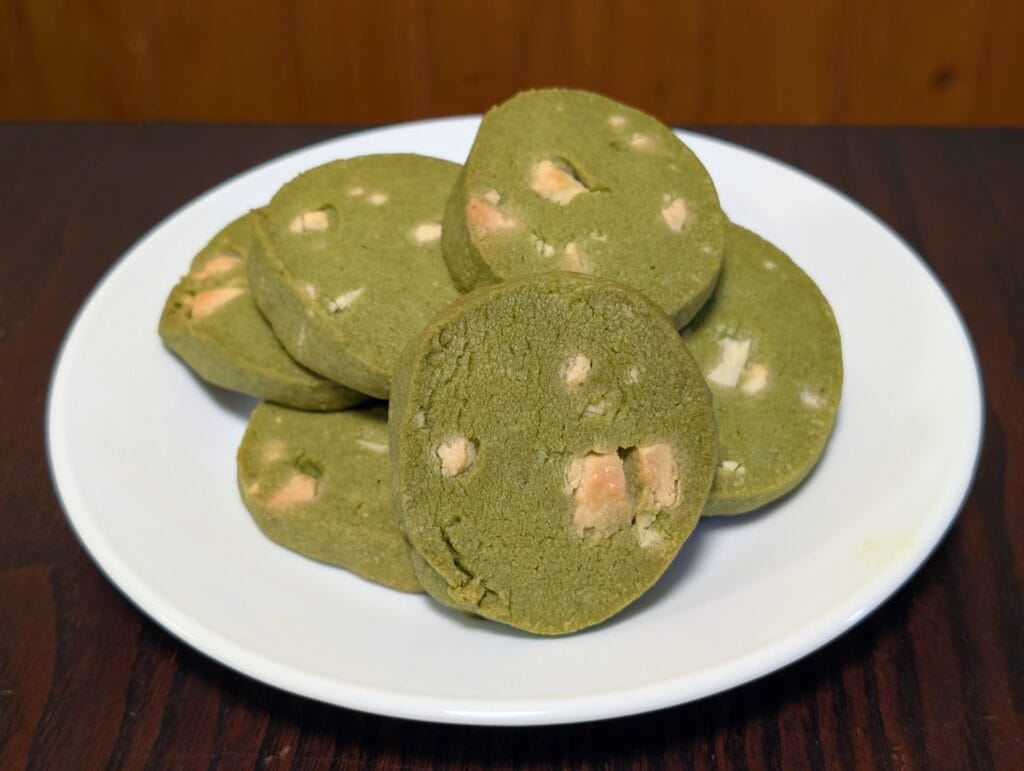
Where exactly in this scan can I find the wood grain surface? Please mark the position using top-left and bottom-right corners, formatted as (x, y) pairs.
(2, 0), (1024, 125)
(0, 124), (1022, 769)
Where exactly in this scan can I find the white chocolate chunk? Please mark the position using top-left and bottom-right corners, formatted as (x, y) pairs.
(561, 242), (591, 273)
(367, 192), (388, 205)
(300, 282), (317, 299)
(590, 231), (608, 242)
(637, 526), (663, 548)
(532, 235), (556, 257)
(412, 222), (442, 243)
(740, 364), (770, 395)
(261, 440), (285, 463)
(801, 389), (826, 410)
(530, 160), (587, 205)
(627, 366), (640, 383)
(629, 133), (654, 151)
(189, 287), (245, 320)
(467, 194), (518, 235)
(482, 189), (501, 205)
(660, 197), (688, 232)
(583, 398), (608, 417)
(267, 473), (318, 508)
(327, 287), (364, 314)
(707, 338), (751, 388)
(635, 443), (679, 510)
(635, 511), (663, 548)
(289, 210), (330, 233)
(437, 435), (477, 477)
(763, 260), (778, 271)
(562, 353), (592, 387)
(567, 452), (630, 535)
(356, 439), (388, 454)
(190, 255), (240, 280)
(608, 114), (627, 128)
(347, 186), (364, 196)
(720, 460), (746, 477)
(245, 481), (260, 496)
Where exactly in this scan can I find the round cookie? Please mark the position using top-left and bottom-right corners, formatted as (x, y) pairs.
(238, 402), (421, 592)
(249, 154), (462, 398)
(683, 223), (843, 515)
(158, 215), (363, 411)
(390, 272), (718, 634)
(442, 88), (726, 328)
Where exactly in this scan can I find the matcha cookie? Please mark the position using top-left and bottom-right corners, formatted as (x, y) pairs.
(249, 154), (462, 398)
(390, 273), (717, 634)
(159, 216), (364, 411)
(238, 402), (421, 592)
(442, 88), (726, 327)
(684, 223), (843, 515)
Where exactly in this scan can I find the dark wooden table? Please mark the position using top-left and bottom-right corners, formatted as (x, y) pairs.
(1, 125), (1021, 769)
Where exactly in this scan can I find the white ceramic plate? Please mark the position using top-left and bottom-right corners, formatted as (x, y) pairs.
(47, 118), (982, 726)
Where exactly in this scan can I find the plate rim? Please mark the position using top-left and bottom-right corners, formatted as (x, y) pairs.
(45, 117), (985, 726)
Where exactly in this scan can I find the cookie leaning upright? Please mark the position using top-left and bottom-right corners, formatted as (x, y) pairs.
(684, 223), (843, 515)
(442, 88), (726, 328)
(248, 155), (462, 398)
(238, 402), (421, 592)
(390, 272), (718, 635)
(158, 215), (364, 411)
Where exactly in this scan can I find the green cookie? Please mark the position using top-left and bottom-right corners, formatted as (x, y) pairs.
(684, 223), (843, 515)
(249, 154), (463, 398)
(238, 402), (421, 592)
(159, 216), (364, 411)
(390, 273), (717, 635)
(442, 88), (725, 327)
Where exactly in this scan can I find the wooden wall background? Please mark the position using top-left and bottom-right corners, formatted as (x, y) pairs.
(2, 0), (1022, 125)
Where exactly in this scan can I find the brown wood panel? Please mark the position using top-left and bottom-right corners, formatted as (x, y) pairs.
(1, 0), (1022, 124)
(1, 123), (1022, 768)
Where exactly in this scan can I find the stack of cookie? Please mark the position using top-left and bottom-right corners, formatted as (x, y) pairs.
(159, 89), (841, 635)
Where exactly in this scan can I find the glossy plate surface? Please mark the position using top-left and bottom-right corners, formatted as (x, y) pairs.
(47, 118), (982, 725)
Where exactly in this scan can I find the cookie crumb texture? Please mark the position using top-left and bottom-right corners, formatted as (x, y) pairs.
(685, 223), (843, 515)
(442, 88), (726, 328)
(238, 403), (421, 592)
(391, 273), (716, 634)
